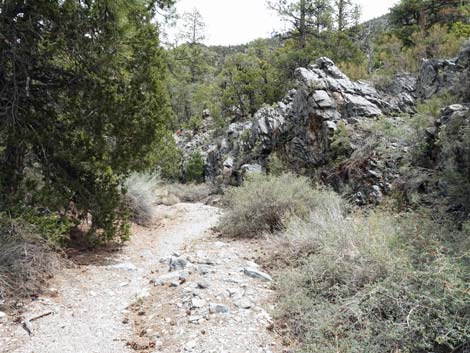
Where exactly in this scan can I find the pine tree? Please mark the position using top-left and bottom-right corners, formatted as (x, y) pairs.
(334, 0), (353, 32)
(268, 0), (334, 48)
(180, 8), (206, 45)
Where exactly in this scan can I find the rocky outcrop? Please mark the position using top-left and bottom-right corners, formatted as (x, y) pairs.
(177, 46), (470, 204)
(178, 57), (410, 191)
(427, 104), (470, 163)
(245, 57), (414, 171)
(416, 44), (470, 99)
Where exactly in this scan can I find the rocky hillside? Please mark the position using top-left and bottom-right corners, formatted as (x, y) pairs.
(177, 44), (470, 205)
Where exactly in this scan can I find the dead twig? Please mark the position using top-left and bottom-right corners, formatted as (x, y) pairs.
(29, 311), (53, 322)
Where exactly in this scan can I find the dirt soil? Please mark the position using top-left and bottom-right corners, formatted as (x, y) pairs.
(0, 203), (285, 353)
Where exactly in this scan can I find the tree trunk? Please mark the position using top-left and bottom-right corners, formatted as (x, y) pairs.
(299, 0), (307, 49)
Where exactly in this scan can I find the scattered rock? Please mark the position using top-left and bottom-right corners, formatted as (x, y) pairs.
(169, 257), (189, 272)
(169, 281), (180, 287)
(197, 280), (210, 289)
(184, 339), (197, 351)
(108, 262), (138, 271)
(0, 311), (7, 323)
(209, 303), (230, 314)
(153, 271), (189, 286)
(243, 267), (273, 282)
(246, 261), (260, 269)
(197, 265), (210, 275)
(191, 297), (206, 309)
(234, 298), (252, 309)
(188, 315), (204, 324)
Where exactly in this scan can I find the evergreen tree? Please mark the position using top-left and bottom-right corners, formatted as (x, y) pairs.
(268, 0), (333, 48)
(180, 8), (206, 45)
(334, 0), (353, 32)
(0, 0), (175, 240)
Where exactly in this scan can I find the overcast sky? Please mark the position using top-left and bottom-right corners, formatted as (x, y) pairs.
(168, 0), (400, 46)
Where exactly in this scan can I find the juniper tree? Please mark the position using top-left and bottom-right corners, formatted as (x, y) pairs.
(0, 0), (175, 240)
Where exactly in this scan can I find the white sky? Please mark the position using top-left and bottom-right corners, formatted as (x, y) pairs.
(168, 0), (400, 46)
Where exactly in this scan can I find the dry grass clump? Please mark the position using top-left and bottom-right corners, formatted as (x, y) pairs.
(219, 174), (325, 238)
(0, 219), (61, 302)
(124, 173), (214, 223)
(123, 173), (159, 226)
(156, 183), (213, 205)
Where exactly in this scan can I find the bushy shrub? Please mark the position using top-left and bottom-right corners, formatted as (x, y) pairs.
(20, 208), (74, 245)
(272, 207), (470, 353)
(0, 217), (61, 301)
(329, 121), (353, 161)
(152, 134), (183, 180)
(123, 173), (159, 226)
(267, 153), (289, 176)
(219, 174), (331, 238)
(439, 117), (470, 215)
(185, 151), (205, 183)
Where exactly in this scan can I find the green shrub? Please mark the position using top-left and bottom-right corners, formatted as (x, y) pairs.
(272, 207), (470, 353)
(416, 94), (455, 118)
(219, 173), (330, 238)
(187, 115), (202, 132)
(330, 121), (352, 161)
(185, 151), (205, 183)
(439, 117), (470, 215)
(267, 153), (289, 176)
(20, 208), (74, 246)
(152, 134), (183, 180)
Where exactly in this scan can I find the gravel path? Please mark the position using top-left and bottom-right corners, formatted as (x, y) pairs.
(0, 203), (283, 353)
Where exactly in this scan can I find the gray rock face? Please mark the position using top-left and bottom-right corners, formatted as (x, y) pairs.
(428, 104), (470, 159)
(177, 57), (400, 184)
(416, 45), (470, 99)
(377, 73), (417, 115)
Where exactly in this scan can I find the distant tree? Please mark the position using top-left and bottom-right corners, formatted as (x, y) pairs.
(389, 0), (468, 45)
(174, 8), (208, 83)
(180, 8), (206, 45)
(220, 51), (281, 117)
(312, 0), (334, 35)
(268, 0), (333, 48)
(334, 0), (353, 32)
(351, 3), (361, 27)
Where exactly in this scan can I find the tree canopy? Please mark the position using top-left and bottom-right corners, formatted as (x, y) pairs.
(0, 0), (175, 239)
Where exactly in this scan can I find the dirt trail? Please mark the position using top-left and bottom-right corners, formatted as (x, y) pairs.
(0, 203), (282, 353)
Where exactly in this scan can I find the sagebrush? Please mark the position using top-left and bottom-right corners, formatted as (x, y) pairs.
(123, 173), (160, 226)
(272, 206), (470, 353)
(219, 173), (336, 238)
